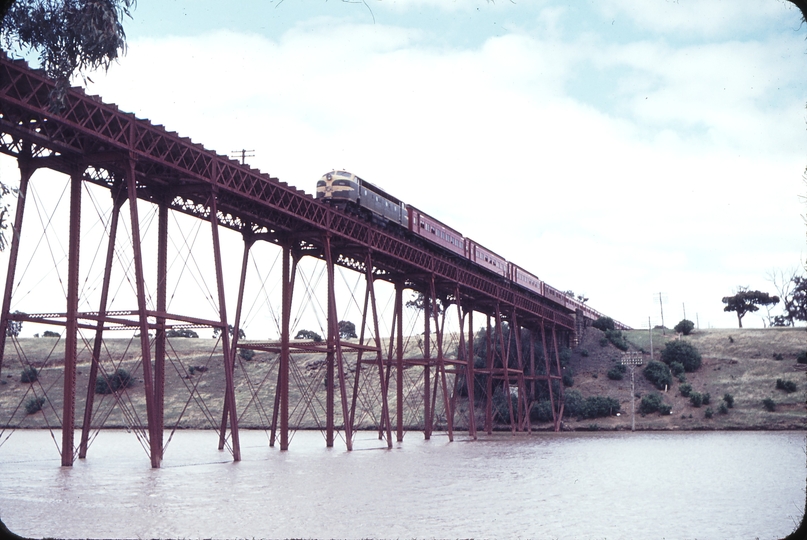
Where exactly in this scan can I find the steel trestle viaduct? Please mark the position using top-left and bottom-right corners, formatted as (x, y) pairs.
(0, 53), (628, 467)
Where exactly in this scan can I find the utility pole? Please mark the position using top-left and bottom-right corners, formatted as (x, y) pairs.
(682, 303), (686, 321)
(230, 149), (255, 166)
(659, 292), (665, 335)
(621, 352), (643, 432)
(648, 316), (653, 361)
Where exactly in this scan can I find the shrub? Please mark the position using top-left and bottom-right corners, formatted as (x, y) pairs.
(776, 379), (797, 393)
(238, 348), (255, 361)
(677, 373), (687, 383)
(24, 396), (46, 415)
(607, 366), (624, 380)
(643, 360), (673, 390)
(702, 392), (711, 405)
(669, 362), (685, 376)
(660, 341), (702, 372)
(580, 349), (589, 357)
(166, 328), (199, 338)
(718, 402), (728, 414)
(95, 368), (133, 395)
(559, 348), (572, 366)
(563, 390), (585, 418)
(723, 393), (734, 408)
(704, 407), (714, 419)
(529, 400), (554, 422)
(592, 317), (616, 332)
(602, 329), (628, 351)
(599, 337), (609, 347)
(639, 392), (668, 415)
(42, 330), (60, 338)
(674, 319), (695, 335)
(689, 392), (703, 408)
(772, 353), (783, 361)
(762, 398), (776, 412)
(20, 366), (38, 383)
(798, 351), (807, 364)
(581, 396), (621, 418)
(294, 329), (323, 342)
(562, 371), (574, 387)
(679, 383), (693, 397)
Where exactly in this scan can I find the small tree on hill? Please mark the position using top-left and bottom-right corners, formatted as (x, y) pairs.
(294, 329), (322, 342)
(592, 317), (615, 332)
(338, 320), (357, 339)
(722, 288), (779, 328)
(661, 340), (702, 372)
(674, 319), (695, 336)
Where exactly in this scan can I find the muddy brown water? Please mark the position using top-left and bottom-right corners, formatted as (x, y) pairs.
(0, 429), (804, 539)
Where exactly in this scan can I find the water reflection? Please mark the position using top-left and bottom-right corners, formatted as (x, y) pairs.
(0, 429), (803, 539)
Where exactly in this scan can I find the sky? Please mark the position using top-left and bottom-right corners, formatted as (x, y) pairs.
(1, 0), (806, 334)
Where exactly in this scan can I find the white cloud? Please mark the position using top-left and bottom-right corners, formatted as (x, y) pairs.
(6, 3), (802, 333)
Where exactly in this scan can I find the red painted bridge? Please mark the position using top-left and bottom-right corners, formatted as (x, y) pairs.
(0, 53), (628, 467)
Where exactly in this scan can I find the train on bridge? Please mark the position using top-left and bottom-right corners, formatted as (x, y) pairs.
(316, 170), (610, 324)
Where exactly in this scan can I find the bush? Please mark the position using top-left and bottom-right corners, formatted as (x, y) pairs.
(689, 392), (703, 408)
(660, 341), (702, 372)
(639, 392), (669, 415)
(718, 402), (729, 414)
(677, 373), (687, 383)
(562, 371), (574, 387)
(563, 389), (585, 418)
(762, 397), (776, 412)
(772, 353), (783, 361)
(24, 396), (46, 415)
(669, 362), (685, 376)
(238, 348), (255, 361)
(42, 330), (60, 338)
(798, 351), (807, 364)
(20, 366), (38, 383)
(95, 368), (133, 395)
(643, 360), (673, 390)
(562, 390), (620, 419)
(599, 337), (609, 347)
(604, 329), (629, 351)
(776, 379), (798, 393)
(673, 319), (695, 336)
(702, 392), (711, 405)
(166, 328), (199, 338)
(704, 407), (713, 418)
(679, 383), (693, 397)
(607, 366), (624, 380)
(559, 348), (572, 366)
(592, 317), (616, 332)
(580, 349), (589, 357)
(723, 393), (734, 408)
(529, 400), (554, 422)
(294, 329), (323, 342)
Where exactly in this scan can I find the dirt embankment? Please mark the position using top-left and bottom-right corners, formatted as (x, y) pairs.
(0, 327), (804, 431)
(559, 326), (806, 431)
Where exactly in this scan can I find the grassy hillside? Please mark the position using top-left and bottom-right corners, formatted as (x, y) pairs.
(553, 326), (806, 431)
(0, 327), (804, 432)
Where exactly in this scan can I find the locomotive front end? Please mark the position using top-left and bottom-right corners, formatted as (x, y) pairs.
(316, 170), (359, 203)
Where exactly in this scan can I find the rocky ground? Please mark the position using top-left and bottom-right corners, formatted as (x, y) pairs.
(0, 326), (804, 433)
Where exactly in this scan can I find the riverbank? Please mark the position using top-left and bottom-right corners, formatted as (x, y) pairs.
(0, 327), (804, 431)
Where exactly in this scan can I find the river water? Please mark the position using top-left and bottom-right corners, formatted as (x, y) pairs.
(0, 429), (804, 539)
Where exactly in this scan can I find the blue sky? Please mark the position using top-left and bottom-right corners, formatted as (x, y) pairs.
(2, 0), (806, 332)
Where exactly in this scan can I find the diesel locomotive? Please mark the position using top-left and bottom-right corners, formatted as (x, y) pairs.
(316, 170), (610, 322)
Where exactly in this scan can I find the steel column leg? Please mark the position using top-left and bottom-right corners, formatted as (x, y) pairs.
(431, 278), (453, 441)
(209, 193), (240, 461)
(126, 159), (159, 468)
(395, 283), (404, 442)
(280, 244), (291, 451)
(79, 190), (124, 459)
(0, 157), (33, 381)
(467, 308), (476, 439)
(552, 325), (565, 431)
(62, 171), (82, 467)
(495, 306), (515, 435)
(219, 236), (252, 451)
(423, 288), (431, 440)
(154, 201), (167, 458)
(484, 314), (493, 435)
(364, 254), (392, 448)
(324, 236), (336, 447)
(540, 321), (557, 430)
